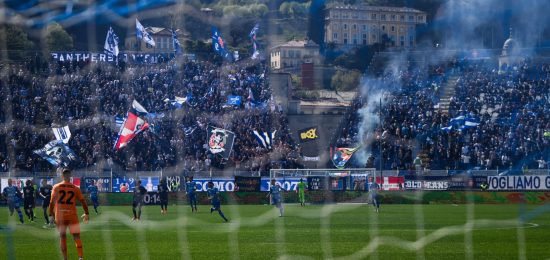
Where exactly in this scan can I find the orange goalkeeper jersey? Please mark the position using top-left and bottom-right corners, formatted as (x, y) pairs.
(49, 181), (89, 219)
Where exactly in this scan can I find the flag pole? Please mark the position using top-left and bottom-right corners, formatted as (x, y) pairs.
(379, 98), (383, 185)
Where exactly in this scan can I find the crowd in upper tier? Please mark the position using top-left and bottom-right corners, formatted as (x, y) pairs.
(336, 59), (550, 171)
(0, 58), (303, 174)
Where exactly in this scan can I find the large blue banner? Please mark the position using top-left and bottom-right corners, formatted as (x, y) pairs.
(260, 178), (302, 191)
(112, 176), (137, 193)
(83, 177), (111, 192)
(194, 178), (235, 192)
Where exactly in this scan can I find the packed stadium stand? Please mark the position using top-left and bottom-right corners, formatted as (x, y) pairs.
(0, 59), (303, 174)
(334, 58), (550, 171)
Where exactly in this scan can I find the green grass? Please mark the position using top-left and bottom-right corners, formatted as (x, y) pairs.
(1, 203), (550, 259)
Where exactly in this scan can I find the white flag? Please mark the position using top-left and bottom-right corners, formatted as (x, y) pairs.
(104, 26), (120, 56)
(136, 18), (155, 46)
(132, 100), (149, 114)
(52, 126), (71, 144)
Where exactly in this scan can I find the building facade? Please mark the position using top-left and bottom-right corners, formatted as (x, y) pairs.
(125, 27), (184, 53)
(324, 4), (426, 48)
(270, 39), (322, 70)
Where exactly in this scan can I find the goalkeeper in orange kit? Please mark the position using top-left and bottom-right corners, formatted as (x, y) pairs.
(49, 169), (90, 260)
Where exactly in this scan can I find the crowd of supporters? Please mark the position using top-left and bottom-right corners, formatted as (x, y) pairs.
(336, 59), (550, 171)
(0, 58), (303, 174)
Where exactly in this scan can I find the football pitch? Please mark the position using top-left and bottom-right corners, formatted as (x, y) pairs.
(1, 204), (549, 260)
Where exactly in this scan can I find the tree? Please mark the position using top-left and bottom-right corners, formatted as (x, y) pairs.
(307, 0), (325, 47)
(45, 22), (73, 52)
(279, 2), (310, 18)
(331, 69), (362, 91)
(0, 25), (34, 60)
(332, 44), (382, 71)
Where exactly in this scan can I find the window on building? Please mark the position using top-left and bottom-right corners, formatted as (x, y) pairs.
(418, 15), (423, 22)
(343, 13), (349, 19)
(344, 38), (348, 44)
(391, 26), (395, 32)
(400, 15), (405, 21)
(353, 38), (357, 44)
(391, 14), (396, 21)
(296, 51), (301, 57)
(381, 14), (386, 20)
(371, 13), (377, 20)
(363, 25), (367, 31)
(382, 25), (386, 31)
(333, 24), (338, 30)
(409, 15), (414, 21)
(333, 33), (338, 39)
(400, 26), (404, 33)
(400, 36), (405, 46)
(409, 35), (414, 46)
(362, 34), (367, 39)
(372, 34), (377, 41)
(352, 24), (356, 30)
(344, 24), (347, 30)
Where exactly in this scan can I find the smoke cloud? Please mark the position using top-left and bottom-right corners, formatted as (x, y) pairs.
(354, 0), (550, 166)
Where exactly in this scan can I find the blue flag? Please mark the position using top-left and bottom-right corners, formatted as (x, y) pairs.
(183, 125), (197, 136)
(104, 26), (120, 56)
(227, 95), (241, 106)
(442, 115), (480, 132)
(331, 147), (359, 169)
(249, 23), (260, 59)
(252, 130), (276, 149)
(136, 18), (155, 46)
(34, 140), (78, 167)
(212, 27), (231, 60)
(164, 96), (188, 109)
(115, 116), (124, 128)
(172, 29), (182, 55)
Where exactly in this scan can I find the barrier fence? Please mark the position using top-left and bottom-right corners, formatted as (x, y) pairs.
(1, 168), (549, 194)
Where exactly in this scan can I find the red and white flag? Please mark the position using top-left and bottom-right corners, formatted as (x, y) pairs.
(114, 111), (149, 150)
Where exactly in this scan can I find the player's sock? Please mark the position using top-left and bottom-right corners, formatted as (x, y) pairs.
(94, 205), (98, 214)
(17, 210), (24, 223)
(138, 208), (142, 219)
(74, 235), (84, 258)
(218, 210), (228, 222)
(30, 209), (34, 221)
(279, 206), (284, 217)
(60, 234), (68, 260)
(132, 208), (137, 219)
(43, 209), (49, 224)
